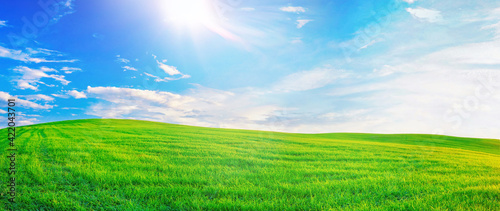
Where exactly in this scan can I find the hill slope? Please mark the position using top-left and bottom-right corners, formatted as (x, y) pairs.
(1, 119), (499, 210)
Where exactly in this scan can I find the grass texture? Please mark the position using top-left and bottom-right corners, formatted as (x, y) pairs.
(1, 119), (499, 210)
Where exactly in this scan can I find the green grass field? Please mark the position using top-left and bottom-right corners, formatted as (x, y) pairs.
(1, 119), (499, 210)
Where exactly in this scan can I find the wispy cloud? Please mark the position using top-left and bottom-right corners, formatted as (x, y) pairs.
(122, 66), (137, 71)
(358, 38), (384, 51)
(144, 72), (190, 82)
(280, 6), (306, 13)
(291, 37), (303, 44)
(406, 7), (443, 23)
(240, 7), (255, 12)
(15, 112), (41, 126)
(13, 112), (40, 126)
(0, 20), (7, 27)
(66, 90), (87, 99)
(61, 67), (82, 74)
(0, 91), (54, 109)
(115, 55), (138, 71)
(116, 55), (130, 64)
(20, 94), (55, 102)
(51, 90), (88, 99)
(157, 60), (183, 76)
(51, 94), (69, 99)
(25, 48), (61, 55)
(12, 66), (70, 90)
(52, 0), (76, 23)
(273, 67), (349, 92)
(4, 0), (499, 139)
(317, 4), (500, 138)
(403, 0), (418, 4)
(85, 85), (288, 131)
(0, 46), (77, 63)
(296, 19), (313, 28)
(143, 57), (191, 82)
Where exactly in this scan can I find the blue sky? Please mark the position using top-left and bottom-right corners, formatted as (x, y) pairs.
(1, 0), (500, 138)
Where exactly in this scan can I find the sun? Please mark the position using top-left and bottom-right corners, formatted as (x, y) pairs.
(164, 0), (216, 28)
(162, 0), (243, 43)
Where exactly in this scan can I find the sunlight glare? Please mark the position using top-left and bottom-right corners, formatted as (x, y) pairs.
(165, 0), (215, 27)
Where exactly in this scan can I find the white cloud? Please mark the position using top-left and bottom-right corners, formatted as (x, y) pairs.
(52, 94), (69, 99)
(156, 60), (182, 76)
(142, 57), (191, 82)
(403, 0), (417, 4)
(12, 1), (494, 139)
(86, 86), (195, 119)
(20, 94), (55, 102)
(268, 4), (500, 138)
(406, 7), (443, 23)
(144, 72), (190, 82)
(18, 119), (37, 126)
(0, 46), (76, 63)
(482, 22), (500, 38)
(87, 86), (192, 105)
(372, 65), (397, 77)
(13, 66), (70, 90)
(116, 56), (137, 71)
(291, 38), (303, 44)
(280, 6), (306, 13)
(421, 40), (500, 65)
(61, 67), (82, 74)
(81, 3), (500, 138)
(11, 112), (40, 126)
(66, 90), (87, 99)
(64, 0), (73, 9)
(322, 109), (370, 120)
(85, 85), (289, 131)
(273, 67), (349, 92)
(324, 28), (500, 138)
(122, 66), (137, 71)
(25, 48), (60, 55)
(240, 7), (255, 11)
(0, 92), (54, 109)
(117, 58), (130, 63)
(52, 90), (88, 99)
(241, 105), (282, 121)
(82, 49), (500, 138)
(296, 19), (312, 29)
(116, 55), (130, 64)
(328, 69), (500, 138)
(61, 107), (82, 110)
(359, 38), (383, 51)
(44, 0), (75, 24)
(0, 20), (7, 27)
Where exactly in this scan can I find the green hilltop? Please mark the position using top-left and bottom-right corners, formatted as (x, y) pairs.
(1, 119), (499, 210)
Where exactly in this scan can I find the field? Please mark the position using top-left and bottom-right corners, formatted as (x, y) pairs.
(1, 119), (499, 210)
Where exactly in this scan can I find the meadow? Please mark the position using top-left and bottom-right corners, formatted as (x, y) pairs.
(1, 119), (499, 210)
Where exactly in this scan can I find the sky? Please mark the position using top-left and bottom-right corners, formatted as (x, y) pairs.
(1, 0), (500, 138)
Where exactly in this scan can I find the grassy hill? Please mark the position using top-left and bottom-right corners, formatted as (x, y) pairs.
(1, 119), (499, 210)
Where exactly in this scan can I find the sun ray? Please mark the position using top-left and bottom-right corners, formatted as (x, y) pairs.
(163, 0), (243, 43)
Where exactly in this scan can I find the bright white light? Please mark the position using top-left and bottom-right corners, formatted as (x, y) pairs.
(162, 0), (242, 43)
(165, 0), (215, 27)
